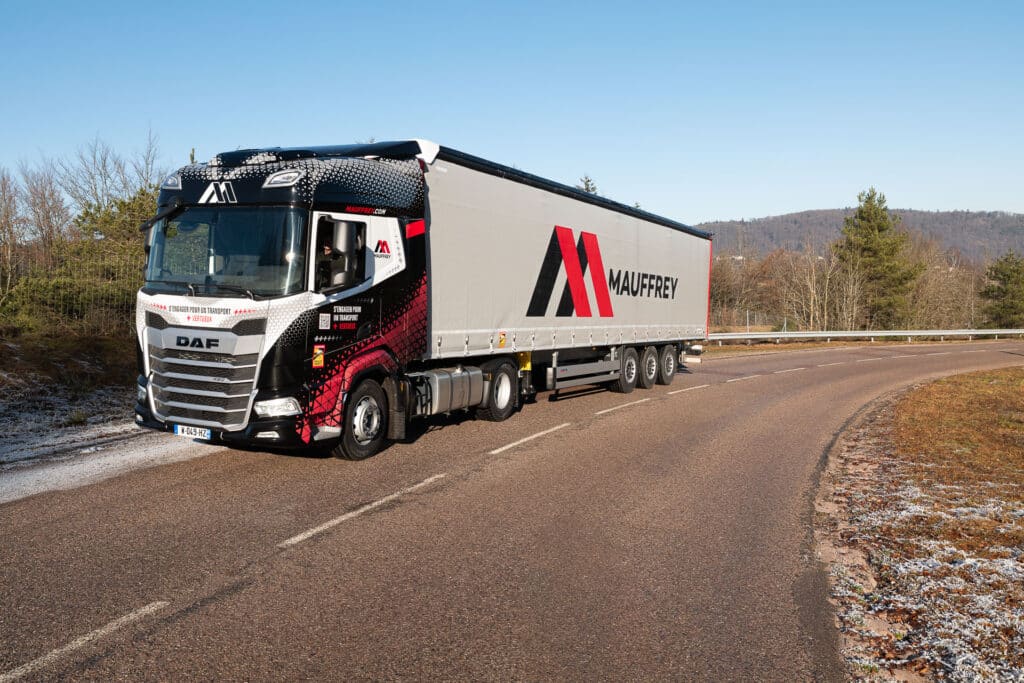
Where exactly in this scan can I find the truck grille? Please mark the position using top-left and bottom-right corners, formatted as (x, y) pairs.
(147, 344), (257, 429)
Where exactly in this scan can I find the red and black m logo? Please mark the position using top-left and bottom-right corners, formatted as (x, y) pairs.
(527, 226), (614, 317)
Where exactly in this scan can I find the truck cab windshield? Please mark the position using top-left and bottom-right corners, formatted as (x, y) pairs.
(145, 207), (307, 298)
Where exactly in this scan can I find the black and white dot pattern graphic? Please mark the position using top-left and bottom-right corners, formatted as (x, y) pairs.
(168, 155), (424, 216)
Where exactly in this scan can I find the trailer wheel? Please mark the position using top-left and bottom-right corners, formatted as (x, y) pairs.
(477, 359), (518, 422)
(334, 379), (389, 460)
(612, 347), (639, 393)
(656, 345), (676, 385)
(638, 346), (658, 389)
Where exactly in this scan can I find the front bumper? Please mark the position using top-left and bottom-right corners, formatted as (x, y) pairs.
(134, 402), (310, 449)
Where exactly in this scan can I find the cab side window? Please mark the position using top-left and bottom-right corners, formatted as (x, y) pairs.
(315, 217), (367, 291)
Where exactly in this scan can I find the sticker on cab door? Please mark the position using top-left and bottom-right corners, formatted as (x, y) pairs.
(312, 344), (325, 368)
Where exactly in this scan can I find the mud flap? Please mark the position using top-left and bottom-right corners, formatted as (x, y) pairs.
(383, 376), (407, 441)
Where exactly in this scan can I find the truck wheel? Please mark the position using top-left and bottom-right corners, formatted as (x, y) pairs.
(638, 346), (658, 389)
(477, 359), (518, 422)
(334, 379), (389, 460)
(656, 345), (677, 385)
(612, 347), (639, 393)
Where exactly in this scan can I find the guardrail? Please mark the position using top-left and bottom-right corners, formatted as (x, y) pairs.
(707, 329), (1024, 343)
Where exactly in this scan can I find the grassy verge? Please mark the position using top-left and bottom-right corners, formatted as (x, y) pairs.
(821, 367), (1024, 680)
(701, 338), (992, 357)
(0, 333), (137, 396)
(894, 368), (1024, 556)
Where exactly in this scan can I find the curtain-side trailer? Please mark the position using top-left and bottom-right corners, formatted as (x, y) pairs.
(135, 140), (712, 459)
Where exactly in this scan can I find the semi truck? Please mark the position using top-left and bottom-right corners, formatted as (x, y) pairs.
(135, 140), (712, 460)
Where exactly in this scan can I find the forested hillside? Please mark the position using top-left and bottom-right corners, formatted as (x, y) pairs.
(700, 209), (1024, 260)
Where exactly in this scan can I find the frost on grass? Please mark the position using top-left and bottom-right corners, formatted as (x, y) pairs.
(818, 396), (1024, 682)
(0, 372), (136, 465)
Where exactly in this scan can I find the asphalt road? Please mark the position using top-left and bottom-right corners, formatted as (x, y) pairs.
(3, 341), (1023, 681)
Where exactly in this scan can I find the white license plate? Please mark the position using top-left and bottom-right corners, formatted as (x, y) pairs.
(173, 424), (212, 440)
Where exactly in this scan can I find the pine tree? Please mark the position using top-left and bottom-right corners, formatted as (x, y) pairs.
(832, 188), (922, 329)
(576, 175), (598, 194)
(980, 251), (1024, 328)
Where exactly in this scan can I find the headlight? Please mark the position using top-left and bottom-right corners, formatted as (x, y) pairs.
(160, 174), (182, 190)
(254, 397), (302, 418)
(137, 384), (148, 402)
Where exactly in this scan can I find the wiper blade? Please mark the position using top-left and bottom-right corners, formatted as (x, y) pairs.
(205, 282), (258, 300)
(145, 279), (198, 296)
(139, 197), (185, 232)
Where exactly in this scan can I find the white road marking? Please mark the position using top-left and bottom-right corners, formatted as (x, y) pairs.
(926, 352), (952, 356)
(889, 354), (913, 359)
(856, 357), (884, 363)
(773, 367), (805, 374)
(488, 422), (572, 455)
(0, 601), (169, 683)
(595, 398), (651, 416)
(818, 362), (845, 367)
(963, 350), (986, 353)
(726, 375), (762, 383)
(278, 474), (447, 548)
(668, 383), (710, 395)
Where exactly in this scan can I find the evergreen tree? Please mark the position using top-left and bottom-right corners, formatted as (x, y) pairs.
(576, 175), (598, 194)
(832, 188), (922, 329)
(980, 250), (1024, 328)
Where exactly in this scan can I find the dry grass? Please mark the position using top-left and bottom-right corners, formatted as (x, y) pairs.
(0, 333), (137, 395)
(701, 338), (988, 357)
(893, 368), (1024, 558)
(819, 367), (1024, 680)
(895, 368), (1024, 490)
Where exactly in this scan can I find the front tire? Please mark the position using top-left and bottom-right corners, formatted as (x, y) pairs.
(334, 379), (389, 460)
(477, 359), (518, 422)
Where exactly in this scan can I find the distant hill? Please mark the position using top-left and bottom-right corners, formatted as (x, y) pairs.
(698, 210), (1024, 262)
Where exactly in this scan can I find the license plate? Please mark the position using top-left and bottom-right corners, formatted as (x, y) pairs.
(173, 424), (212, 440)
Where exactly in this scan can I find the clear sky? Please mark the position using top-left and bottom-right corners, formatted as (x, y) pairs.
(2, 1), (1021, 223)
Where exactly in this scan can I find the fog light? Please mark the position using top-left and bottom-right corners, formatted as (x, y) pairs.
(256, 431), (280, 439)
(137, 385), (148, 402)
(254, 397), (302, 418)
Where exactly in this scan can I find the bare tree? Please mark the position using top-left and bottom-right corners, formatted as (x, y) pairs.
(19, 161), (71, 268)
(832, 254), (865, 330)
(905, 232), (981, 329)
(0, 167), (25, 307)
(55, 137), (130, 211)
(128, 129), (163, 192)
(762, 240), (838, 331)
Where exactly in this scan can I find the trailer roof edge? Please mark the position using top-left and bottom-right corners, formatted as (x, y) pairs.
(435, 146), (711, 240)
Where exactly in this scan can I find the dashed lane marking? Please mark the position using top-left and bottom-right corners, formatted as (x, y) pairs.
(488, 422), (572, 455)
(726, 375), (762, 383)
(856, 357), (884, 362)
(668, 383), (710, 395)
(0, 601), (170, 683)
(773, 367), (806, 374)
(926, 352), (952, 356)
(818, 362), (845, 367)
(278, 474), (447, 548)
(595, 399), (650, 416)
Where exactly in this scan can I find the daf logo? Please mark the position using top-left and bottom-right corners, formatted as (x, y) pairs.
(176, 336), (220, 349)
(198, 181), (237, 204)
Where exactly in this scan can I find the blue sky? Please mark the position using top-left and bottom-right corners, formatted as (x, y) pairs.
(2, 1), (1021, 223)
